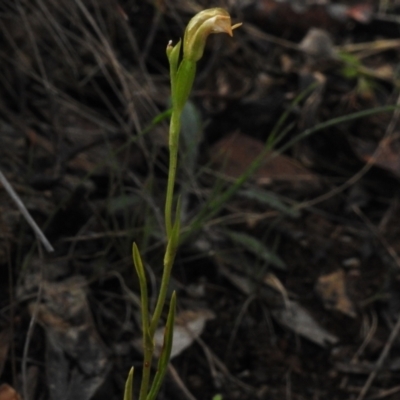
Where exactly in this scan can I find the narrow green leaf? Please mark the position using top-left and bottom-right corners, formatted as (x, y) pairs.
(267, 82), (318, 147)
(225, 230), (286, 270)
(132, 243), (150, 333)
(158, 291), (176, 369)
(133, 243), (146, 289)
(123, 367), (134, 400)
(151, 108), (172, 125)
(239, 188), (300, 218)
(146, 292), (177, 400)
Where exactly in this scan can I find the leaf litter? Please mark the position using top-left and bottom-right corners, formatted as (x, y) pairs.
(1, 1), (400, 399)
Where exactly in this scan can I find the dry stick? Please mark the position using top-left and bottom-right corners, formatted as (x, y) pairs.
(167, 365), (197, 400)
(369, 385), (400, 399)
(196, 336), (254, 394)
(0, 170), (54, 253)
(356, 313), (400, 400)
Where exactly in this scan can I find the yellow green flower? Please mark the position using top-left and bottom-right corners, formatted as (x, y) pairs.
(183, 8), (242, 62)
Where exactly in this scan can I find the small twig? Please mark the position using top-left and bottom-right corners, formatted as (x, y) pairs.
(196, 336), (255, 394)
(0, 170), (54, 253)
(356, 313), (400, 400)
(167, 364), (197, 400)
(369, 384), (400, 399)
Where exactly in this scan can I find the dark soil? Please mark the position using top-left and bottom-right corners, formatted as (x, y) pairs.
(1, 1), (400, 400)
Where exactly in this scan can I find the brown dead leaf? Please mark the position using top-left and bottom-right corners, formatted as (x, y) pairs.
(315, 269), (356, 318)
(0, 385), (20, 400)
(351, 135), (400, 178)
(210, 131), (319, 187)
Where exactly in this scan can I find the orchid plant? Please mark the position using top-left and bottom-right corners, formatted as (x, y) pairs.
(124, 8), (241, 400)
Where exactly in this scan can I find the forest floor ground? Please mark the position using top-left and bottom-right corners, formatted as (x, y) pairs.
(1, 1), (400, 400)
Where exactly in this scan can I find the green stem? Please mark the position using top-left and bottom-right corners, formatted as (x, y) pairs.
(164, 110), (181, 237)
(138, 337), (154, 400)
(149, 239), (175, 337)
(150, 108), (181, 338)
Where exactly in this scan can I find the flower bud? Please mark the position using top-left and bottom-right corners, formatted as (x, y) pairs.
(166, 40), (174, 58)
(183, 8), (242, 62)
